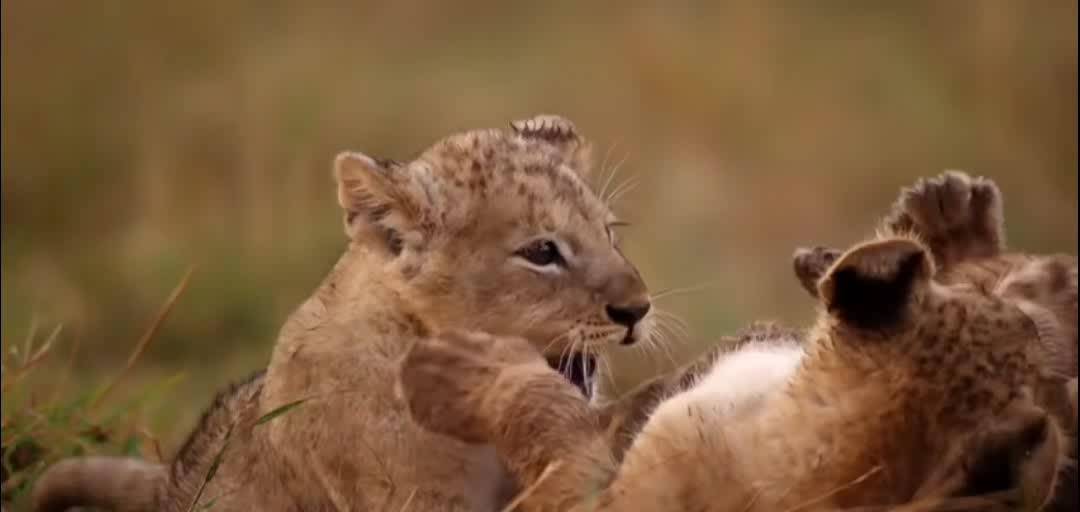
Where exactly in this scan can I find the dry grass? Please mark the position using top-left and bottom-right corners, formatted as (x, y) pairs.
(0, 274), (190, 509)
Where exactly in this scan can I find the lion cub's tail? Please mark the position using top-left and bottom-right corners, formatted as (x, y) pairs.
(31, 455), (165, 512)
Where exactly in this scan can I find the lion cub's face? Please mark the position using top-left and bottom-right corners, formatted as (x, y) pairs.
(334, 115), (650, 393)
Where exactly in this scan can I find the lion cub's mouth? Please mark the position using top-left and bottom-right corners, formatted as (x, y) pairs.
(545, 353), (597, 399)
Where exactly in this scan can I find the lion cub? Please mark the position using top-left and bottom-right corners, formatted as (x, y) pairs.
(401, 171), (1076, 511)
(32, 115), (654, 512)
(795, 171), (1077, 380)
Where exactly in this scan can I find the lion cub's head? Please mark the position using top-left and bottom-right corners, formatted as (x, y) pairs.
(334, 115), (650, 394)
(812, 235), (1070, 508)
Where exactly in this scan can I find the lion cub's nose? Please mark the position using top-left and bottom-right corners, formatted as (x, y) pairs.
(606, 301), (651, 330)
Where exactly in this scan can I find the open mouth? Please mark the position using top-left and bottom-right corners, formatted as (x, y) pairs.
(545, 353), (597, 399)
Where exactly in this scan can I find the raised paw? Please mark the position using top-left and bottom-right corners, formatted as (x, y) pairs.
(883, 170), (1005, 268)
(793, 246), (843, 298)
(398, 330), (544, 443)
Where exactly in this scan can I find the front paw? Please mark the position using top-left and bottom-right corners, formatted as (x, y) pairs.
(399, 330), (542, 443)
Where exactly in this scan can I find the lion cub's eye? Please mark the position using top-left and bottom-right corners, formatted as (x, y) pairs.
(516, 239), (564, 267)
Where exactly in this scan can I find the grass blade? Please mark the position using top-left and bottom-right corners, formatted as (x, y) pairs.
(185, 423), (234, 512)
(254, 399), (306, 427)
(91, 266), (195, 410)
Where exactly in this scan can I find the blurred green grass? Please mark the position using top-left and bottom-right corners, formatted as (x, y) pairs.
(2, 0), (1076, 470)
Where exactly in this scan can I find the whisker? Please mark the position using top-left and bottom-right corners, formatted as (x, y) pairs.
(593, 353), (606, 394)
(552, 334), (575, 376)
(542, 333), (573, 376)
(651, 281), (724, 301)
(606, 175), (641, 207)
(561, 340), (577, 376)
(541, 331), (569, 354)
(629, 336), (645, 359)
(652, 321), (674, 346)
(654, 329), (681, 370)
(650, 310), (690, 341)
(654, 312), (691, 343)
(596, 142), (618, 193)
(580, 340), (589, 381)
(655, 308), (691, 329)
(597, 353), (617, 391)
(600, 151), (631, 203)
(655, 309), (690, 326)
(659, 323), (689, 345)
(569, 336), (588, 377)
(642, 329), (678, 370)
(634, 331), (659, 365)
(647, 320), (682, 370)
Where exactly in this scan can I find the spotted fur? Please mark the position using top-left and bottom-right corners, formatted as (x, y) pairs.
(401, 172), (1077, 511)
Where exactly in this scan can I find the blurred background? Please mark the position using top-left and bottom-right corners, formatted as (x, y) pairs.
(2, 0), (1077, 455)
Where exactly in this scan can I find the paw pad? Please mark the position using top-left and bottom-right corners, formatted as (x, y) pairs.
(899, 171), (1001, 238)
(885, 170), (1005, 266)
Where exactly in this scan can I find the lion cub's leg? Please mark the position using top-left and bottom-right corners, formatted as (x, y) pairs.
(884, 170), (1005, 268)
(399, 331), (616, 512)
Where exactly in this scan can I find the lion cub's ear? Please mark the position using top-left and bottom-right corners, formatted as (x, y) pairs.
(818, 237), (934, 331)
(334, 152), (430, 255)
(510, 114), (594, 179)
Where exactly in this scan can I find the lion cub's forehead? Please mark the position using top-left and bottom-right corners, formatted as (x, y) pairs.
(414, 128), (613, 228)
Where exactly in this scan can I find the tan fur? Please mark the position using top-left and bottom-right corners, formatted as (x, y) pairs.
(401, 171), (1076, 511)
(30, 457), (166, 512)
(795, 171), (1077, 380)
(593, 321), (805, 462)
(32, 115), (653, 512)
(791, 173), (1078, 511)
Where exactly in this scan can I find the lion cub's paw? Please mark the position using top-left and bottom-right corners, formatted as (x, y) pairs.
(793, 246), (843, 298)
(399, 330), (542, 443)
(885, 170), (1005, 267)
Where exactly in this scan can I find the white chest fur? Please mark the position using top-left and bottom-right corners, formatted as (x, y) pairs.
(653, 339), (804, 423)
